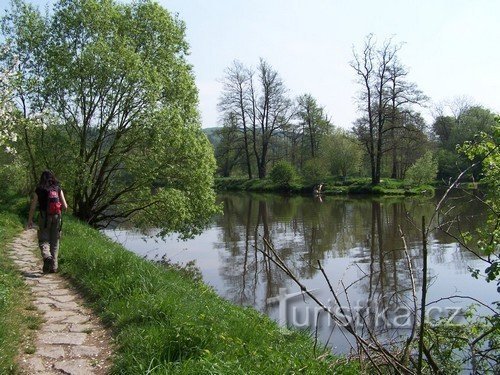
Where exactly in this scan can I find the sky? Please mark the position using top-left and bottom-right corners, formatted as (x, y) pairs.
(3, 0), (500, 129)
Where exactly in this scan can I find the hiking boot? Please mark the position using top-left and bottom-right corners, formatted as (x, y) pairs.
(42, 257), (53, 273)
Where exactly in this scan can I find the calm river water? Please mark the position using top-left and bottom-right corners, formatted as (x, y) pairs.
(103, 191), (498, 354)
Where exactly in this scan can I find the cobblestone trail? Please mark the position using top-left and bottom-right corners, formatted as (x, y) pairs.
(6, 229), (113, 374)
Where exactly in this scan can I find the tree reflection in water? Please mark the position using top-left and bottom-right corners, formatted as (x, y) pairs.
(105, 191), (494, 354)
(214, 192), (491, 349)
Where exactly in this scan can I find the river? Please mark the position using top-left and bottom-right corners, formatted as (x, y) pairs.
(103, 190), (498, 355)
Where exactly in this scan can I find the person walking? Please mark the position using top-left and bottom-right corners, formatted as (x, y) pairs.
(27, 170), (68, 273)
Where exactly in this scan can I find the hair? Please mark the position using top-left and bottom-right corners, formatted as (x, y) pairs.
(37, 170), (59, 190)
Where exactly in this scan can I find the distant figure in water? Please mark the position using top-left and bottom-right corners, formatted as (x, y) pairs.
(313, 183), (324, 195)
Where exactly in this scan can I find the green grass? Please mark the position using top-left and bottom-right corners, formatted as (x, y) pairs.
(0, 197), (35, 374)
(59, 217), (358, 374)
(215, 176), (434, 197)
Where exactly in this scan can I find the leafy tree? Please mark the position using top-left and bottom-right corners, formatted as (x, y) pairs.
(269, 161), (297, 189)
(432, 106), (497, 180)
(404, 151), (438, 186)
(300, 158), (328, 186)
(0, 45), (16, 152)
(459, 118), (500, 284)
(320, 129), (362, 180)
(0, 43), (28, 199)
(296, 94), (331, 159)
(1, 0), (218, 237)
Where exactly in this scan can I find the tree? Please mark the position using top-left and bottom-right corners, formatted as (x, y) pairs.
(269, 161), (298, 190)
(432, 106), (497, 180)
(296, 94), (331, 160)
(251, 59), (295, 178)
(218, 61), (254, 179)
(385, 111), (429, 179)
(0, 45), (16, 151)
(459, 117), (500, 284)
(218, 59), (294, 179)
(404, 151), (438, 186)
(1, 0), (218, 237)
(0, 43), (30, 199)
(351, 34), (427, 184)
(321, 129), (362, 180)
(214, 113), (246, 177)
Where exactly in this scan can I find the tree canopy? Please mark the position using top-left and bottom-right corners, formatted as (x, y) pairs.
(1, 0), (218, 237)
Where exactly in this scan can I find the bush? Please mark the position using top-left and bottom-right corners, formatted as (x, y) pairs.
(0, 155), (26, 202)
(405, 152), (438, 186)
(269, 161), (298, 189)
(301, 158), (328, 185)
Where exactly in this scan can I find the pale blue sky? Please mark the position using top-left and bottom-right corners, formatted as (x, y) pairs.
(3, 0), (500, 128)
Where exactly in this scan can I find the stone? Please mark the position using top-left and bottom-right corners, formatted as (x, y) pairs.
(37, 345), (65, 359)
(49, 288), (74, 296)
(53, 301), (80, 310)
(69, 323), (97, 333)
(52, 294), (76, 303)
(36, 297), (57, 305)
(38, 332), (88, 346)
(24, 356), (47, 372)
(41, 323), (68, 333)
(61, 315), (91, 324)
(7, 230), (112, 374)
(70, 345), (101, 358)
(36, 304), (55, 313)
(53, 359), (96, 375)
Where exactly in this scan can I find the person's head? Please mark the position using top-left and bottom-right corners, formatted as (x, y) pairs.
(38, 170), (59, 189)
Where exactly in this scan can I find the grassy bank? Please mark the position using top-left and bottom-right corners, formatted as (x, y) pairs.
(215, 176), (434, 196)
(0, 197), (39, 373)
(59, 217), (358, 374)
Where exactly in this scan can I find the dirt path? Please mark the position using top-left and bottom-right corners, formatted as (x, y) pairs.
(6, 229), (113, 374)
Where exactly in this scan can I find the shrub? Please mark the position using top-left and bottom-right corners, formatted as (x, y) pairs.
(301, 158), (328, 185)
(405, 152), (438, 186)
(269, 161), (298, 189)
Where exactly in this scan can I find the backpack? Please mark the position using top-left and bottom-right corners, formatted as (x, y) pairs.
(47, 187), (62, 215)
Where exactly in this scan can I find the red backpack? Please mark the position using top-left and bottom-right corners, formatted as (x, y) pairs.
(47, 187), (62, 215)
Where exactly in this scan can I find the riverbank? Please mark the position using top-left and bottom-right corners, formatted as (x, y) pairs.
(0, 197), (358, 374)
(59, 217), (357, 373)
(215, 177), (434, 196)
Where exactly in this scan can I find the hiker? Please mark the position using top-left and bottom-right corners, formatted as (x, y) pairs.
(27, 170), (68, 273)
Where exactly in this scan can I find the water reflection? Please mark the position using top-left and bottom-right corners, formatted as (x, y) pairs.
(104, 191), (496, 352)
(214, 193), (485, 308)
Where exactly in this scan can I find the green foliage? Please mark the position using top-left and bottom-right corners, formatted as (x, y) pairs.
(295, 93), (332, 160)
(405, 151), (438, 186)
(321, 130), (362, 179)
(0, 153), (26, 202)
(459, 118), (500, 286)
(58, 217), (357, 374)
(269, 161), (298, 190)
(423, 306), (500, 374)
(214, 177), (249, 191)
(1, 0), (218, 237)
(433, 106), (497, 179)
(300, 158), (328, 185)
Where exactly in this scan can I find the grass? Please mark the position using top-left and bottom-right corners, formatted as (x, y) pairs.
(59, 217), (358, 374)
(0, 196), (38, 374)
(215, 176), (434, 196)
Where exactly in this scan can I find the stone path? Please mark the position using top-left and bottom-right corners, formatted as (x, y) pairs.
(6, 229), (113, 374)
